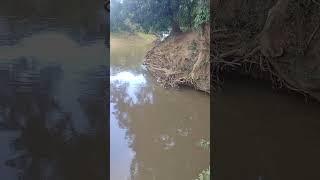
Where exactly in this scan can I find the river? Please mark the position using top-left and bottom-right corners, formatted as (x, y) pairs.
(214, 74), (320, 180)
(110, 35), (210, 180)
(0, 1), (108, 179)
(0, 1), (210, 179)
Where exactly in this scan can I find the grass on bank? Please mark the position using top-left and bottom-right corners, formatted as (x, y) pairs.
(111, 31), (156, 42)
(110, 31), (156, 49)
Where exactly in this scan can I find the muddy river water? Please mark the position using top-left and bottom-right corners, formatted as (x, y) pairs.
(3, 1), (320, 179)
(0, 1), (108, 179)
(2, 1), (320, 179)
(214, 75), (320, 180)
(110, 37), (210, 180)
(0, 2), (210, 179)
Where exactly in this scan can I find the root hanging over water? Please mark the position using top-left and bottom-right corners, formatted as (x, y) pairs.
(212, 0), (320, 101)
(144, 25), (210, 93)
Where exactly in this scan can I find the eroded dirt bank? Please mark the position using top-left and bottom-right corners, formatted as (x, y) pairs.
(144, 25), (210, 93)
(213, 0), (320, 101)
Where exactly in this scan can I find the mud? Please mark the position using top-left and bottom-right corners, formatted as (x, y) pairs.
(144, 25), (210, 93)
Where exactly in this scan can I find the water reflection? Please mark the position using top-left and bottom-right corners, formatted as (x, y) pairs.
(111, 71), (151, 105)
(0, 0), (108, 178)
(0, 0), (107, 46)
(0, 57), (108, 180)
(214, 77), (320, 180)
(110, 39), (210, 180)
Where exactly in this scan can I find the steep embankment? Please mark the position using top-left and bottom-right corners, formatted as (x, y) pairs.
(213, 0), (320, 101)
(144, 25), (210, 93)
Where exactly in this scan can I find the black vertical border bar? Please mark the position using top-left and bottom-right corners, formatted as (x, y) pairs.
(104, 0), (111, 179)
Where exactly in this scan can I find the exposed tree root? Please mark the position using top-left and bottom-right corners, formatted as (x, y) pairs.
(144, 27), (210, 93)
(212, 0), (320, 101)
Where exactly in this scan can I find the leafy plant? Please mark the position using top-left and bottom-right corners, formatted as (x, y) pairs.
(189, 40), (198, 55)
(195, 167), (210, 180)
(193, 0), (210, 32)
(196, 139), (210, 180)
(198, 138), (210, 151)
(111, 0), (210, 34)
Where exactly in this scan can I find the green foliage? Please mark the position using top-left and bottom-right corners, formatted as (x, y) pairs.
(195, 167), (210, 180)
(110, 1), (126, 32)
(189, 40), (198, 56)
(193, 0), (210, 31)
(111, 0), (210, 34)
(178, 0), (197, 28)
(125, 0), (175, 32)
(196, 139), (210, 180)
(198, 138), (210, 151)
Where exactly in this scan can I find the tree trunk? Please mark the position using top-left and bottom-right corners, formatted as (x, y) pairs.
(169, 0), (182, 36)
(188, 3), (193, 29)
(170, 19), (182, 36)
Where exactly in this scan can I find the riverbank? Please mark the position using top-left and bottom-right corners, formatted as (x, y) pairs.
(110, 32), (156, 49)
(144, 25), (210, 93)
(213, 0), (320, 102)
(111, 29), (210, 94)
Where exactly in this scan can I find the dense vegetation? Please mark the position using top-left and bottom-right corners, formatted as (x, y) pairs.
(110, 0), (209, 35)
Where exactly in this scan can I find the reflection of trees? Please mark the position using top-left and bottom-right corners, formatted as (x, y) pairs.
(78, 66), (108, 148)
(110, 76), (210, 180)
(0, 0), (107, 45)
(0, 58), (108, 180)
(110, 45), (151, 71)
(0, 0), (104, 23)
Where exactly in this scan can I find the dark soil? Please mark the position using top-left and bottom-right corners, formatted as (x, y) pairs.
(213, 0), (320, 101)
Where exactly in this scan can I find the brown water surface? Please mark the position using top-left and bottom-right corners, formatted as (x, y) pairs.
(0, 1), (108, 179)
(214, 76), (320, 180)
(110, 35), (210, 180)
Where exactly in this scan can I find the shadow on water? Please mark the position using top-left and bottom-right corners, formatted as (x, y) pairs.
(214, 74), (320, 180)
(0, 0), (109, 179)
(0, 0), (108, 46)
(0, 58), (108, 180)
